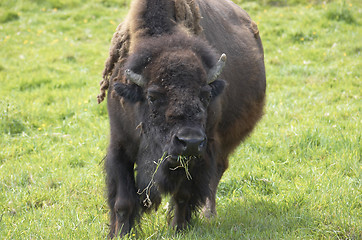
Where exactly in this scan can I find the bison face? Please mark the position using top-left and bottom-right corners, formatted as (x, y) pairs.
(114, 49), (226, 166)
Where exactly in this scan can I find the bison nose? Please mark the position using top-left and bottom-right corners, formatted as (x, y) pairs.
(173, 127), (207, 156)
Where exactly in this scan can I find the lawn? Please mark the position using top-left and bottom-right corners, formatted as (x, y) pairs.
(0, 0), (361, 239)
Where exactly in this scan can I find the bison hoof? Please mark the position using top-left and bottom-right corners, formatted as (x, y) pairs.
(114, 210), (131, 238)
(200, 208), (217, 219)
(171, 220), (188, 232)
(117, 210), (127, 220)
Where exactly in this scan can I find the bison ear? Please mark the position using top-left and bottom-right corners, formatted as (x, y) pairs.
(114, 82), (144, 103)
(210, 79), (226, 100)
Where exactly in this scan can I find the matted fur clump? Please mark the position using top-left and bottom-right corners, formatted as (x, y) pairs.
(97, 0), (202, 104)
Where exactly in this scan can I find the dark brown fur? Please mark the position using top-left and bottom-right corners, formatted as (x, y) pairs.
(100, 0), (266, 237)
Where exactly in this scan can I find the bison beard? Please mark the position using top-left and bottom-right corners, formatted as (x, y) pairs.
(100, 0), (266, 238)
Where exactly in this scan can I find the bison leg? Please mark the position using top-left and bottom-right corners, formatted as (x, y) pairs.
(105, 147), (138, 238)
(202, 155), (228, 219)
(201, 180), (218, 219)
(170, 189), (192, 231)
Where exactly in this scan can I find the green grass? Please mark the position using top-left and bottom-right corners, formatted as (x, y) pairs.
(0, 0), (361, 239)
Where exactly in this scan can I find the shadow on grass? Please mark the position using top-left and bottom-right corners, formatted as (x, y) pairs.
(214, 198), (313, 237)
(187, 196), (359, 239)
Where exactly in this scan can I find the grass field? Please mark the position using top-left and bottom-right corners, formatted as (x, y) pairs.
(0, 0), (361, 239)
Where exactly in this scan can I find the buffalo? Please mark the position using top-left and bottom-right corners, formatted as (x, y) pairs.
(98, 0), (266, 237)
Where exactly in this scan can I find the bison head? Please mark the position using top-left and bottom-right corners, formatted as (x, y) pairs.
(113, 35), (226, 196)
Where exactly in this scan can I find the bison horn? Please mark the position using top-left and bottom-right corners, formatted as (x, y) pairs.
(125, 69), (146, 87)
(207, 53), (227, 84)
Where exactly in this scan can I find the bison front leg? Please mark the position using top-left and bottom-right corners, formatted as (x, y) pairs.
(202, 155), (228, 219)
(105, 147), (138, 238)
(170, 189), (192, 231)
(202, 181), (218, 219)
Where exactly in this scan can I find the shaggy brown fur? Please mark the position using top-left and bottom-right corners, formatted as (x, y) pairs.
(98, 0), (202, 104)
(174, 0), (202, 34)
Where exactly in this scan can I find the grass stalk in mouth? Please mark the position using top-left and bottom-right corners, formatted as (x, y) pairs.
(169, 155), (193, 180)
(138, 154), (193, 208)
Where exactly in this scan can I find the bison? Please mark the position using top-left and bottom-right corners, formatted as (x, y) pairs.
(98, 0), (266, 237)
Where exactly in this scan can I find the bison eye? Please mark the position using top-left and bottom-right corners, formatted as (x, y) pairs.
(200, 86), (212, 106)
(147, 86), (165, 105)
(147, 95), (157, 104)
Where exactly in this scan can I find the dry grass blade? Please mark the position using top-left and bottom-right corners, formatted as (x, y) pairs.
(137, 152), (168, 208)
(169, 155), (193, 180)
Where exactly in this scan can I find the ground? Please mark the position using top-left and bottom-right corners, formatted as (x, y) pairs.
(0, 0), (361, 239)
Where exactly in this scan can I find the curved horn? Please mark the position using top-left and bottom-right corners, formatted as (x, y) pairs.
(125, 69), (146, 87)
(207, 53), (227, 84)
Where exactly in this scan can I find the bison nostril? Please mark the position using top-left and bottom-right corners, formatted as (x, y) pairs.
(175, 135), (187, 148)
(199, 138), (206, 149)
